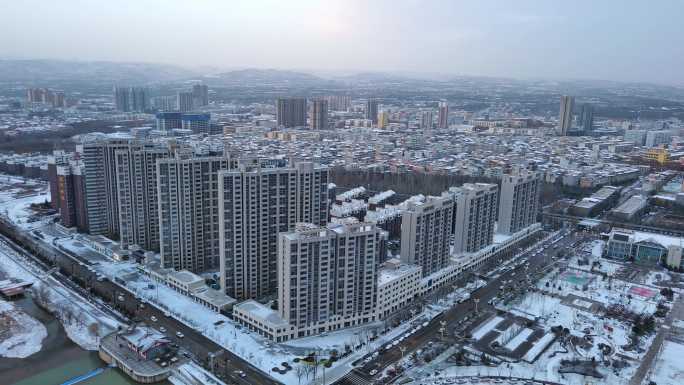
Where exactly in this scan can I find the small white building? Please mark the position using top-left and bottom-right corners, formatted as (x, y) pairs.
(376, 259), (422, 319)
(232, 300), (296, 342)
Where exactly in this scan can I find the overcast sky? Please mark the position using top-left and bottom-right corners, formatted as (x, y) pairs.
(2, 0), (683, 85)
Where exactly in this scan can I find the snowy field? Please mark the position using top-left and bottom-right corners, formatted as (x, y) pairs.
(0, 175), (50, 230)
(645, 340), (684, 385)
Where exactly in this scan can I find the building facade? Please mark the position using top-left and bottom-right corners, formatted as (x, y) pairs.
(276, 97), (307, 128)
(310, 99), (329, 130)
(219, 161), (330, 300)
(453, 183), (498, 254)
(366, 99), (379, 124)
(277, 221), (384, 337)
(115, 143), (171, 251)
(498, 171), (541, 235)
(437, 102), (449, 129)
(558, 95), (574, 136)
(79, 136), (134, 238)
(400, 194), (454, 276)
(158, 156), (234, 272)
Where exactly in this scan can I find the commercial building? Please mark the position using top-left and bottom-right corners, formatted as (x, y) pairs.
(276, 97), (307, 128)
(158, 156), (234, 272)
(606, 228), (683, 266)
(400, 194), (454, 276)
(437, 101), (449, 129)
(181, 113), (211, 134)
(156, 112), (183, 131)
(277, 221), (384, 338)
(568, 185), (620, 217)
(310, 99), (328, 130)
(558, 95), (574, 136)
(498, 171), (541, 235)
(366, 99), (379, 124)
(376, 258), (421, 319)
(219, 160), (330, 300)
(453, 183), (498, 254)
(610, 195), (649, 221)
(624, 130), (648, 146)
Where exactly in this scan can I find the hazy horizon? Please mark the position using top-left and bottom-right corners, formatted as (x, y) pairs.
(3, 0), (684, 86)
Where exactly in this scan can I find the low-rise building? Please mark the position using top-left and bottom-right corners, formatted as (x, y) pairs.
(606, 228), (684, 266)
(376, 259), (422, 319)
(232, 300), (296, 342)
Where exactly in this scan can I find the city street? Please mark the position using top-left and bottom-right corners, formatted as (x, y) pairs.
(0, 218), (279, 385)
(341, 229), (581, 385)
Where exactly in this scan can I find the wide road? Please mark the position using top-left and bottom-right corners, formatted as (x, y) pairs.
(0, 219), (280, 385)
(342, 228), (583, 385)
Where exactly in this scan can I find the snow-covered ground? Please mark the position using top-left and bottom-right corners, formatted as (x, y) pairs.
(169, 361), (227, 385)
(0, 299), (47, 358)
(644, 340), (684, 385)
(92, 255), (456, 385)
(0, 240), (121, 352)
(0, 175), (51, 230)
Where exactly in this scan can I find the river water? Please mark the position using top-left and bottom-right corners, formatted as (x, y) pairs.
(0, 295), (166, 385)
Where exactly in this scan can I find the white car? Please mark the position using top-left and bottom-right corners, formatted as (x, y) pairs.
(370, 369), (378, 376)
(176, 331), (184, 338)
(159, 326), (166, 333)
(151, 316), (158, 322)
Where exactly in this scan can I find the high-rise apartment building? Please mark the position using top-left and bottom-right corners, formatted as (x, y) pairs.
(276, 97), (307, 128)
(192, 84), (209, 107)
(558, 95), (575, 136)
(219, 161), (329, 300)
(158, 156), (235, 272)
(311, 99), (329, 130)
(400, 195), (454, 276)
(437, 102), (449, 128)
(48, 150), (88, 231)
(114, 86), (148, 112)
(377, 111), (389, 129)
(453, 183), (498, 254)
(579, 103), (594, 133)
(498, 171), (541, 235)
(152, 95), (177, 112)
(277, 221), (384, 337)
(79, 136), (135, 238)
(326, 95), (351, 112)
(365, 99), (379, 124)
(420, 110), (433, 130)
(177, 92), (194, 112)
(115, 143), (171, 251)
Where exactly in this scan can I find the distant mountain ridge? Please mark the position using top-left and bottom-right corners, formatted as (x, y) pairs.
(0, 59), (197, 84)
